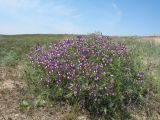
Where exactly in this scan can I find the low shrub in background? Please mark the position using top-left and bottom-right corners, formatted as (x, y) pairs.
(26, 34), (146, 119)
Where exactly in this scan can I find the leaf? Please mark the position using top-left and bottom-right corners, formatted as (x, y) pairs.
(65, 93), (73, 98)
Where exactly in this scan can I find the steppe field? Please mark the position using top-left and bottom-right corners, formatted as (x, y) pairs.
(0, 34), (160, 120)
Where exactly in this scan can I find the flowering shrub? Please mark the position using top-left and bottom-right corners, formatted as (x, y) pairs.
(28, 35), (145, 119)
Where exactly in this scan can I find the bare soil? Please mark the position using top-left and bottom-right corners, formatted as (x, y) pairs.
(0, 66), (56, 120)
(141, 36), (160, 44)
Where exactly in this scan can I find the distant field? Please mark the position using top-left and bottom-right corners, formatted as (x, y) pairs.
(0, 34), (160, 120)
(0, 34), (71, 66)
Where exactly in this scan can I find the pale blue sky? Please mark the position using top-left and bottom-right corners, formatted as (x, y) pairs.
(0, 0), (160, 35)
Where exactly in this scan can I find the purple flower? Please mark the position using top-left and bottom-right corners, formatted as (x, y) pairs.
(79, 99), (85, 108)
(76, 35), (82, 39)
(106, 58), (113, 64)
(138, 71), (144, 78)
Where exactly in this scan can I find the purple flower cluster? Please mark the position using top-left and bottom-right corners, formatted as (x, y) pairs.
(28, 34), (145, 117)
(29, 35), (147, 117)
(29, 35), (129, 96)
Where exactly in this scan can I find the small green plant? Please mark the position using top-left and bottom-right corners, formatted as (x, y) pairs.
(25, 34), (148, 119)
(34, 95), (47, 107)
(18, 100), (31, 112)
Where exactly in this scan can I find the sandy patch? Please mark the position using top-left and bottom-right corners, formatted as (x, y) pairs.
(0, 79), (15, 90)
(141, 36), (160, 44)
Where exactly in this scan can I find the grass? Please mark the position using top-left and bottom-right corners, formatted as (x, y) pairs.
(113, 36), (160, 119)
(123, 37), (160, 95)
(0, 34), (160, 120)
(0, 34), (70, 66)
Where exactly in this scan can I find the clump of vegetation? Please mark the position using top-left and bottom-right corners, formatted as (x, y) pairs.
(0, 50), (19, 66)
(26, 34), (147, 119)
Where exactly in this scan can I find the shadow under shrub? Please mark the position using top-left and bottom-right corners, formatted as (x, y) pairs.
(25, 35), (147, 119)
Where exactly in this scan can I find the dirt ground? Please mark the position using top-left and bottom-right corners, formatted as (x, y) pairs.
(0, 66), (57, 120)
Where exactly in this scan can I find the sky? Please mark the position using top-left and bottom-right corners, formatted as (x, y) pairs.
(0, 0), (160, 35)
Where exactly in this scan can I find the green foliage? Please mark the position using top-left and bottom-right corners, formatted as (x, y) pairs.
(0, 50), (19, 66)
(18, 100), (31, 112)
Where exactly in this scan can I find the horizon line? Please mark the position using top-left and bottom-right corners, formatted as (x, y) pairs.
(0, 33), (160, 37)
